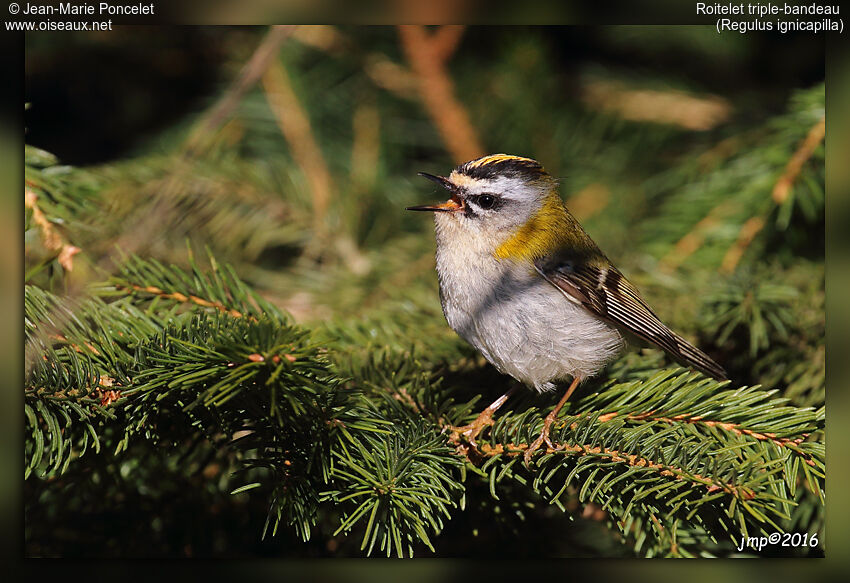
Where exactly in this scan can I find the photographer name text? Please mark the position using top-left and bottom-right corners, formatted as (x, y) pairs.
(19, 2), (154, 16)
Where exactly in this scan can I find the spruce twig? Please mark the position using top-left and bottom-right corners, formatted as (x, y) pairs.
(398, 25), (483, 164)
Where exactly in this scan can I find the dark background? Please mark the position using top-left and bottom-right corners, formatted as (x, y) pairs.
(25, 27), (824, 166)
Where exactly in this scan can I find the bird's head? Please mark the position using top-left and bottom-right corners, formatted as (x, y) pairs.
(408, 154), (574, 261)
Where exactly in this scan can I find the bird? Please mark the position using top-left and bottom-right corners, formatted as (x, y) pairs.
(407, 154), (726, 464)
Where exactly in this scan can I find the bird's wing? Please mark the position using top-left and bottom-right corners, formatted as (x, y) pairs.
(534, 251), (727, 380)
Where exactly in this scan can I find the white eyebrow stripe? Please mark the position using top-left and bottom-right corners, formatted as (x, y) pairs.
(449, 176), (527, 197)
(479, 176), (534, 200)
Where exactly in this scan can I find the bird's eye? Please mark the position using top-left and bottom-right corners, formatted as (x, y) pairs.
(476, 194), (497, 210)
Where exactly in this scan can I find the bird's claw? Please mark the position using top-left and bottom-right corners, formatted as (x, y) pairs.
(448, 410), (495, 447)
(523, 417), (557, 466)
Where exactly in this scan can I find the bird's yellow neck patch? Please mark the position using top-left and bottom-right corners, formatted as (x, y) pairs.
(494, 193), (571, 262)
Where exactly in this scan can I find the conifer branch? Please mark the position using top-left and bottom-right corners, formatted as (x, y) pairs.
(445, 370), (823, 551)
(102, 252), (285, 322)
(772, 116), (826, 205)
(643, 84), (824, 274)
(24, 248), (824, 556)
(720, 114), (825, 273)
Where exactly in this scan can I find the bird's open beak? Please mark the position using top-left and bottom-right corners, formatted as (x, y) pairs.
(406, 172), (464, 212)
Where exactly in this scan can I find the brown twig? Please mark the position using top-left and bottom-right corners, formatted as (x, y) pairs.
(115, 283), (246, 318)
(398, 25), (483, 164)
(48, 333), (101, 356)
(392, 0), (472, 25)
(658, 200), (737, 273)
(363, 54), (419, 98)
(720, 115), (825, 274)
(429, 25), (466, 64)
(28, 374), (122, 407)
(772, 116), (826, 205)
(581, 79), (732, 131)
(292, 25), (348, 55)
(594, 410), (810, 452)
(292, 25), (418, 99)
(25, 187), (81, 272)
(184, 25), (297, 157)
(460, 439), (756, 499)
(696, 134), (745, 170)
(262, 59), (334, 235)
(719, 216), (767, 274)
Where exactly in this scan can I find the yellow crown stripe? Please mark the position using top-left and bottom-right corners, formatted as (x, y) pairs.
(467, 154), (537, 169)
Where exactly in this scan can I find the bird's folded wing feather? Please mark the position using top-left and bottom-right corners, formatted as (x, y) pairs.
(534, 253), (727, 380)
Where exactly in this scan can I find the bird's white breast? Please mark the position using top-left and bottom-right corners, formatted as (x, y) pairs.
(433, 214), (625, 392)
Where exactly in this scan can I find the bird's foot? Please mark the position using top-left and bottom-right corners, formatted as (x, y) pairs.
(447, 387), (518, 449)
(523, 412), (558, 466)
(448, 408), (497, 447)
(523, 377), (580, 466)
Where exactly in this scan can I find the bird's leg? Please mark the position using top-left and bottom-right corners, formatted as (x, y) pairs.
(523, 376), (582, 465)
(449, 386), (518, 446)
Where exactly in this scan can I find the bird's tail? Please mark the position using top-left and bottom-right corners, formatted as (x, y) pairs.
(670, 332), (727, 381)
